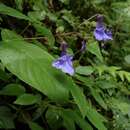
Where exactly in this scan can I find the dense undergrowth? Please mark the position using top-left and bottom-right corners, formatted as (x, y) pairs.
(0, 0), (130, 130)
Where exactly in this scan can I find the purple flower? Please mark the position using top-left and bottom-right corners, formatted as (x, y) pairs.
(52, 42), (74, 76)
(52, 54), (74, 75)
(94, 15), (112, 41)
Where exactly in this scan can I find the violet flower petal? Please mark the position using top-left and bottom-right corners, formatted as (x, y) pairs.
(52, 54), (74, 76)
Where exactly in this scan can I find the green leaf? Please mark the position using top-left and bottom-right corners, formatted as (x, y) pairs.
(46, 107), (62, 129)
(28, 11), (46, 21)
(111, 98), (130, 115)
(75, 75), (107, 109)
(0, 83), (25, 96)
(0, 4), (29, 20)
(125, 55), (130, 64)
(0, 69), (11, 81)
(0, 29), (69, 102)
(95, 65), (106, 76)
(15, 0), (23, 11)
(61, 110), (76, 130)
(1, 29), (24, 42)
(87, 42), (103, 62)
(90, 87), (107, 110)
(33, 23), (55, 46)
(96, 80), (117, 89)
(124, 71), (130, 82)
(14, 93), (39, 105)
(61, 110), (93, 130)
(0, 106), (15, 129)
(28, 121), (44, 130)
(76, 66), (95, 75)
(68, 82), (107, 130)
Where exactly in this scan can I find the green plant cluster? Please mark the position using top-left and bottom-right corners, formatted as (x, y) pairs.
(0, 0), (130, 130)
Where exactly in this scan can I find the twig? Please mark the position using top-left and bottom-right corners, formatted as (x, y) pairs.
(20, 23), (30, 35)
(4, 37), (46, 42)
(78, 14), (98, 27)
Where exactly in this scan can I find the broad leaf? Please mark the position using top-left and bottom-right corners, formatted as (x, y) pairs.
(0, 29), (69, 102)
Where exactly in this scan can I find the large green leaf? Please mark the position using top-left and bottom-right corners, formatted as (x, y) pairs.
(0, 4), (29, 20)
(0, 29), (69, 102)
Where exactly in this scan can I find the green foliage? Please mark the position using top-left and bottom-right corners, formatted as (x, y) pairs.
(0, 0), (130, 130)
(87, 41), (103, 62)
(0, 3), (29, 20)
(0, 106), (15, 129)
(14, 93), (40, 105)
(0, 83), (25, 96)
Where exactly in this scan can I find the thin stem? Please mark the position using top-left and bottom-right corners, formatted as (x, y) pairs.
(78, 53), (85, 62)
(4, 36), (46, 42)
(78, 14), (98, 27)
(56, 32), (80, 36)
(20, 23), (30, 35)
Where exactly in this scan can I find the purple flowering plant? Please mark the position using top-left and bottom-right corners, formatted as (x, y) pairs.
(52, 40), (86, 75)
(1, 1), (130, 130)
(94, 15), (113, 41)
(52, 42), (74, 76)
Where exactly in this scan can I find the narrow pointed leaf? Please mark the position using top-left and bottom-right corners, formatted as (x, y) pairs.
(0, 4), (29, 20)
(87, 42), (103, 62)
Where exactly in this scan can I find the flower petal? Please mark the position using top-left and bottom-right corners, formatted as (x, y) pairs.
(52, 59), (64, 69)
(52, 54), (74, 75)
(94, 30), (104, 41)
(61, 60), (74, 75)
